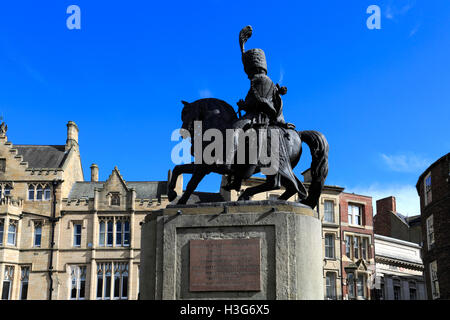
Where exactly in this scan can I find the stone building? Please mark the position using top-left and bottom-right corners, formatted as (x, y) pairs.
(0, 121), (180, 300)
(373, 196), (422, 245)
(339, 192), (375, 300)
(373, 234), (426, 300)
(416, 152), (450, 300)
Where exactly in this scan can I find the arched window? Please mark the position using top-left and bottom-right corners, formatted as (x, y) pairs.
(36, 185), (43, 201)
(44, 185), (51, 201)
(28, 184), (35, 201)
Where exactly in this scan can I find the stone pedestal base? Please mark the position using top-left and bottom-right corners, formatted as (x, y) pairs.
(140, 200), (323, 300)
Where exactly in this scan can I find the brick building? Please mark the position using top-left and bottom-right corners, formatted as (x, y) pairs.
(416, 152), (450, 300)
(373, 196), (422, 245)
(339, 192), (375, 300)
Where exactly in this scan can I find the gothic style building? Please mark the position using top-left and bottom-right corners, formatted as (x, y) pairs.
(0, 121), (181, 300)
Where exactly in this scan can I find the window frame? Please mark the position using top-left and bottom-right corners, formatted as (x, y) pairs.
(325, 272), (337, 300)
(356, 274), (366, 299)
(424, 173), (432, 206)
(97, 262), (128, 300)
(409, 281), (417, 300)
(347, 273), (355, 299)
(70, 265), (87, 300)
(110, 193), (121, 206)
(34, 222), (42, 247)
(348, 203), (363, 226)
(426, 215), (435, 250)
(323, 200), (335, 223)
(393, 279), (402, 300)
(99, 217), (131, 248)
(0, 158), (5, 173)
(0, 219), (4, 246)
(430, 260), (440, 299)
(73, 223), (82, 247)
(2, 265), (14, 300)
(324, 234), (335, 259)
(19, 266), (30, 300)
(344, 234), (370, 261)
(7, 220), (17, 246)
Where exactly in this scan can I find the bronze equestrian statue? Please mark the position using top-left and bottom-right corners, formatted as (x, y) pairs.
(168, 26), (328, 209)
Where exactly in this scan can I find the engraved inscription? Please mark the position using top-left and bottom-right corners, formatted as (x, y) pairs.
(189, 238), (261, 292)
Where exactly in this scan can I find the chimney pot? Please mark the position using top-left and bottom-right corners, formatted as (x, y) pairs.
(66, 121), (79, 150)
(90, 164), (99, 182)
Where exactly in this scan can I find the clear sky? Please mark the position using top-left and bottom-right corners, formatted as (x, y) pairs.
(1, 1), (449, 216)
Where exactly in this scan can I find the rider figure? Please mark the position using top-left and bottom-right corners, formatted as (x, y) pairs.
(234, 26), (290, 130)
(223, 26), (295, 192)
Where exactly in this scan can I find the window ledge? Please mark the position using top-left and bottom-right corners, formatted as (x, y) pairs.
(323, 222), (339, 227)
(348, 224), (365, 229)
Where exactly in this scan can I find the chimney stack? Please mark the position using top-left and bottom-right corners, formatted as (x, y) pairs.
(376, 196), (396, 215)
(90, 164), (99, 182)
(66, 121), (79, 151)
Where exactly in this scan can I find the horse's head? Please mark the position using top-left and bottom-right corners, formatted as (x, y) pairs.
(180, 98), (238, 139)
(180, 100), (201, 139)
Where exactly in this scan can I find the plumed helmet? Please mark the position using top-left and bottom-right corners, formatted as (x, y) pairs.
(239, 26), (267, 75)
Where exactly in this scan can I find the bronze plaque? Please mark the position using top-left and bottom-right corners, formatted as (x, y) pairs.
(189, 238), (261, 292)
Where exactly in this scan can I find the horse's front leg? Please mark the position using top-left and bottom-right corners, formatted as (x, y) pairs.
(177, 168), (208, 205)
(168, 163), (196, 201)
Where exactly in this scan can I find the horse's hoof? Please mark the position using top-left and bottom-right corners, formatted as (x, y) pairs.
(168, 190), (177, 202)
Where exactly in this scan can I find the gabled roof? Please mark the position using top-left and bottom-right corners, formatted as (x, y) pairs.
(15, 145), (68, 168)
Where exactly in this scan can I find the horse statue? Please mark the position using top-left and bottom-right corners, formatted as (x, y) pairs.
(167, 98), (329, 209)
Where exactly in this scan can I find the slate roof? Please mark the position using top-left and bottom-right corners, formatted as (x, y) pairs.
(396, 212), (421, 227)
(15, 145), (68, 169)
(67, 181), (168, 200)
(396, 212), (409, 225)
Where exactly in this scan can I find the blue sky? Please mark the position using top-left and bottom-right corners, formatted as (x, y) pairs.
(1, 1), (449, 215)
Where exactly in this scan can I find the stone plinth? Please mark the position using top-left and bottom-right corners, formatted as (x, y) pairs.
(139, 200), (323, 300)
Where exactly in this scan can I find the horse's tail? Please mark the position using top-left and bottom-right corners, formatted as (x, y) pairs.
(298, 130), (329, 209)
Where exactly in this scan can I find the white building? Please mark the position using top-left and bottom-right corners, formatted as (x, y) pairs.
(374, 234), (427, 300)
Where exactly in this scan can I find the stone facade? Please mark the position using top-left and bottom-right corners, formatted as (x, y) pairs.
(373, 234), (426, 300)
(0, 122), (180, 300)
(416, 152), (450, 300)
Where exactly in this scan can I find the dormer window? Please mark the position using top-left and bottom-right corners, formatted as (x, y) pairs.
(110, 193), (120, 206)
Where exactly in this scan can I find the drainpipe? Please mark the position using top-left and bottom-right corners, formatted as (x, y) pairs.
(339, 202), (344, 300)
(48, 179), (63, 300)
